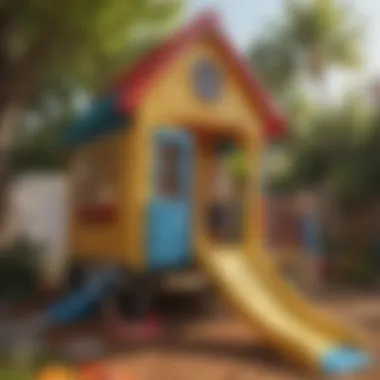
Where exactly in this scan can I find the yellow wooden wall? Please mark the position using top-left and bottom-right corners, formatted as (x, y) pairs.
(68, 130), (131, 263)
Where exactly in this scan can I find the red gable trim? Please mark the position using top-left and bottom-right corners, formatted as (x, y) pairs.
(114, 12), (219, 107)
(211, 23), (286, 139)
(116, 11), (286, 140)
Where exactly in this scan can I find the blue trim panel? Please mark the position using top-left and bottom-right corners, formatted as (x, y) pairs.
(321, 346), (371, 375)
(49, 268), (121, 324)
(61, 92), (129, 148)
(147, 200), (192, 270)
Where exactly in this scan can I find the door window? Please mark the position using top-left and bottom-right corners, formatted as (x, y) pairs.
(73, 141), (119, 209)
(159, 144), (181, 197)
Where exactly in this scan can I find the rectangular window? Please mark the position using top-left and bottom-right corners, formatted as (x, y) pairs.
(159, 144), (181, 197)
(72, 152), (96, 207)
(72, 138), (120, 223)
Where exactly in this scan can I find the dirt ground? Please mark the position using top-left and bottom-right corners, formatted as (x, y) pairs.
(33, 292), (380, 380)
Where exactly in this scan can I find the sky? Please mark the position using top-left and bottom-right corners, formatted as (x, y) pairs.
(186, 0), (380, 99)
(187, 0), (284, 50)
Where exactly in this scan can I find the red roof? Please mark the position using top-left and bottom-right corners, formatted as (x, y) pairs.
(115, 11), (286, 140)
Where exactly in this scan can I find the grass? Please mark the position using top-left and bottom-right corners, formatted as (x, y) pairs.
(0, 350), (48, 380)
(0, 367), (34, 380)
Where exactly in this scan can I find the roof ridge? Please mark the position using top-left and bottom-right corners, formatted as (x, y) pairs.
(66, 10), (286, 147)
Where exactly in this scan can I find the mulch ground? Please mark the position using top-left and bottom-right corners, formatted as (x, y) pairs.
(5, 291), (380, 379)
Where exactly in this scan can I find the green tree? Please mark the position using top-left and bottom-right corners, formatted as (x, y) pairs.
(249, 0), (364, 194)
(0, 0), (184, 236)
(14, 37), (160, 172)
(251, 0), (362, 88)
(249, 0), (363, 127)
(250, 32), (298, 96)
(285, 0), (362, 79)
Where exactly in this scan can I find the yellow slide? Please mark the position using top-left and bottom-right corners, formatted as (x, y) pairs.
(198, 247), (371, 375)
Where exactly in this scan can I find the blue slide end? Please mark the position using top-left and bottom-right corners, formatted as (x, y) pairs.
(48, 267), (122, 325)
(321, 346), (371, 375)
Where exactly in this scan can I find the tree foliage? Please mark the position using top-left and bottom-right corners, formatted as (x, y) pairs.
(250, 0), (363, 98)
(0, 0), (184, 172)
(0, 0), (184, 145)
(1, 0), (183, 96)
(284, 0), (362, 78)
(249, 0), (370, 208)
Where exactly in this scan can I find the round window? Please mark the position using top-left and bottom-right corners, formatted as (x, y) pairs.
(192, 59), (223, 102)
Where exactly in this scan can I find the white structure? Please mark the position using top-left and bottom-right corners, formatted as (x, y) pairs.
(9, 172), (69, 287)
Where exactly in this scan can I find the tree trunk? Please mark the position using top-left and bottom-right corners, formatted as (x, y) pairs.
(0, 106), (23, 249)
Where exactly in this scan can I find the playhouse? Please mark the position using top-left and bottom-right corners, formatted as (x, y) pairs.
(62, 12), (371, 374)
(63, 13), (284, 273)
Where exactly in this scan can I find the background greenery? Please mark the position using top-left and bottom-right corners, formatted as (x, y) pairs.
(2, 0), (380, 286)
(0, 236), (41, 300)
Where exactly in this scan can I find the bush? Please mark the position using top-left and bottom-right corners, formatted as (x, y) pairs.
(12, 147), (66, 173)
(0, 237), (42, 301)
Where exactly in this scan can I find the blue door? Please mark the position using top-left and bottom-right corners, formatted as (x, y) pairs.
(147, 129), (194, 270)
